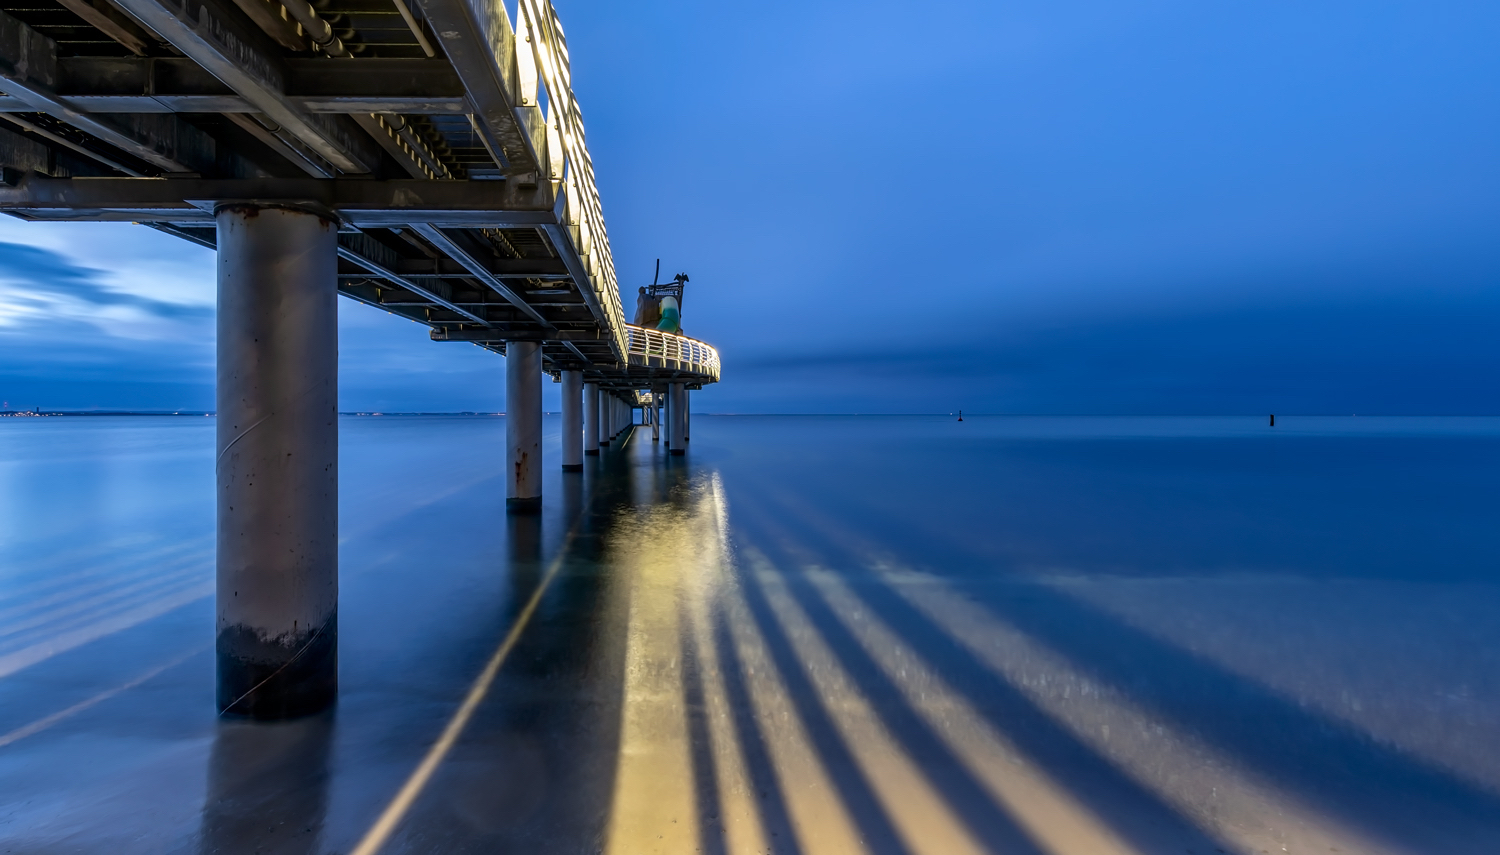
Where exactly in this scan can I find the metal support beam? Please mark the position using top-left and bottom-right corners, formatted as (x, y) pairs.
(350, 112), (449, 180)
(387, 256), (569, 278)
(216, 203), (339, 718)
(107, 0), (379, 173)
(414, 0), (541, 175)
(0, 10), (205, 173)
(431, 328), (607, 343)
(0, 56), (470, 114)
(542, 221), (616, 352)
(54, 0), (157, 56)
(410, 224), (551, 327)
(336, 241), (488, 325)
(0, 175), (555, 224)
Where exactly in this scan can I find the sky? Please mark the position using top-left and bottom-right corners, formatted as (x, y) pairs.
(1, 0), (1497, 413)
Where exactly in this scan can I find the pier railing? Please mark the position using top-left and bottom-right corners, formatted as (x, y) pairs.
(513, 0), (627, 358)
(626, 325), (721, 382)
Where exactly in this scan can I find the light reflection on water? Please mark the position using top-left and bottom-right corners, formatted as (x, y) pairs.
(0, 415), (1496, 854)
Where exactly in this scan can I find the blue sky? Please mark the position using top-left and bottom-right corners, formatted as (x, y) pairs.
(2, 0), (1497, 413)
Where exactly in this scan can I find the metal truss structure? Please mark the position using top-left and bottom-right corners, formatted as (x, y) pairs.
(0, 0), (719, 392)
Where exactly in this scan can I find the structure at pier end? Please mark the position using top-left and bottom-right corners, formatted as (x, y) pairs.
(0, 0), (720, 717)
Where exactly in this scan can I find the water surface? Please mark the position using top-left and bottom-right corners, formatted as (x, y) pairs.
(1, 415), (1497, 854)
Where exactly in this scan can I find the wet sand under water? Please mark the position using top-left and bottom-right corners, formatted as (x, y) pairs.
(1, 414), (1498, 854)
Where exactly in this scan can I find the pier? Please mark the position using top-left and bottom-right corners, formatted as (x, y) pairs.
(4, 3), (1492, 854)
(0, 0), (719, 717)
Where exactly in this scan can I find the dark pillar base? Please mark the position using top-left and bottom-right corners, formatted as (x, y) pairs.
(562, 463), (583, 472)
(217, 617), (337, 719)
(585, 449), (600, 456)
(670, 448), (686, 456)
(507, 496), (543, 513)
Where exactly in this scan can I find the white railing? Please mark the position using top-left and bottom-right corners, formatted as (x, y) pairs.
(514, 0), (627, 358)
(625, 325), (721, 382)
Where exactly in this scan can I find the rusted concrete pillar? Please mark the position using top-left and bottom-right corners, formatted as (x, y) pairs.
(215, 204), (338, 719)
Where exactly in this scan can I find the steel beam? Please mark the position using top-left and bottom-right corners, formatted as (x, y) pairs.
(382, 256), (569, 278)
(0, 95), (468, 114)
(54, 0), (157, 56)
(409, 224), (550, 327)
(336, 238), (489, 325)
(1, 56), (470, 114)
(414, 0), (540, 176)
(0, 10), (206, 173)
(105, 0), (379, 173)
(0, 175), (556, 224)
(542, 218), (621, 364)
(225, 112), (335, 177)
(430, 327), (611, 343)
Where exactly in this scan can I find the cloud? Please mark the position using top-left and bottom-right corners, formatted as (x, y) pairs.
(0, 240), (211, 340)
(0, 237), (214, 410)
(708, 289), (1500, 415)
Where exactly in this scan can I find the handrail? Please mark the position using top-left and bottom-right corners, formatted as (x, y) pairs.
(515, 0), (627, 359)
(625, 325), (721, 382)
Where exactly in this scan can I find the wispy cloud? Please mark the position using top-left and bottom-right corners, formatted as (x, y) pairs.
(0, 240), (211, 341)
(0, 229), (214, 410)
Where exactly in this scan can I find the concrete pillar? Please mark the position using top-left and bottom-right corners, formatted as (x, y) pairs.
(662, 388), (671, 450)
(670, 382), (687, 455)
(561, 370), (583, 471)
(215, 204), (338, 719)
(652, 396), (661, 443)
(583, 382), (599, 456)
(685, 390), (691, 443)
(506, 341), (542, 512)
(598, 390), (610, 447)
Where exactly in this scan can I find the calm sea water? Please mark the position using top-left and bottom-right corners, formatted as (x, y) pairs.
(1, 415), (1498, 853)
